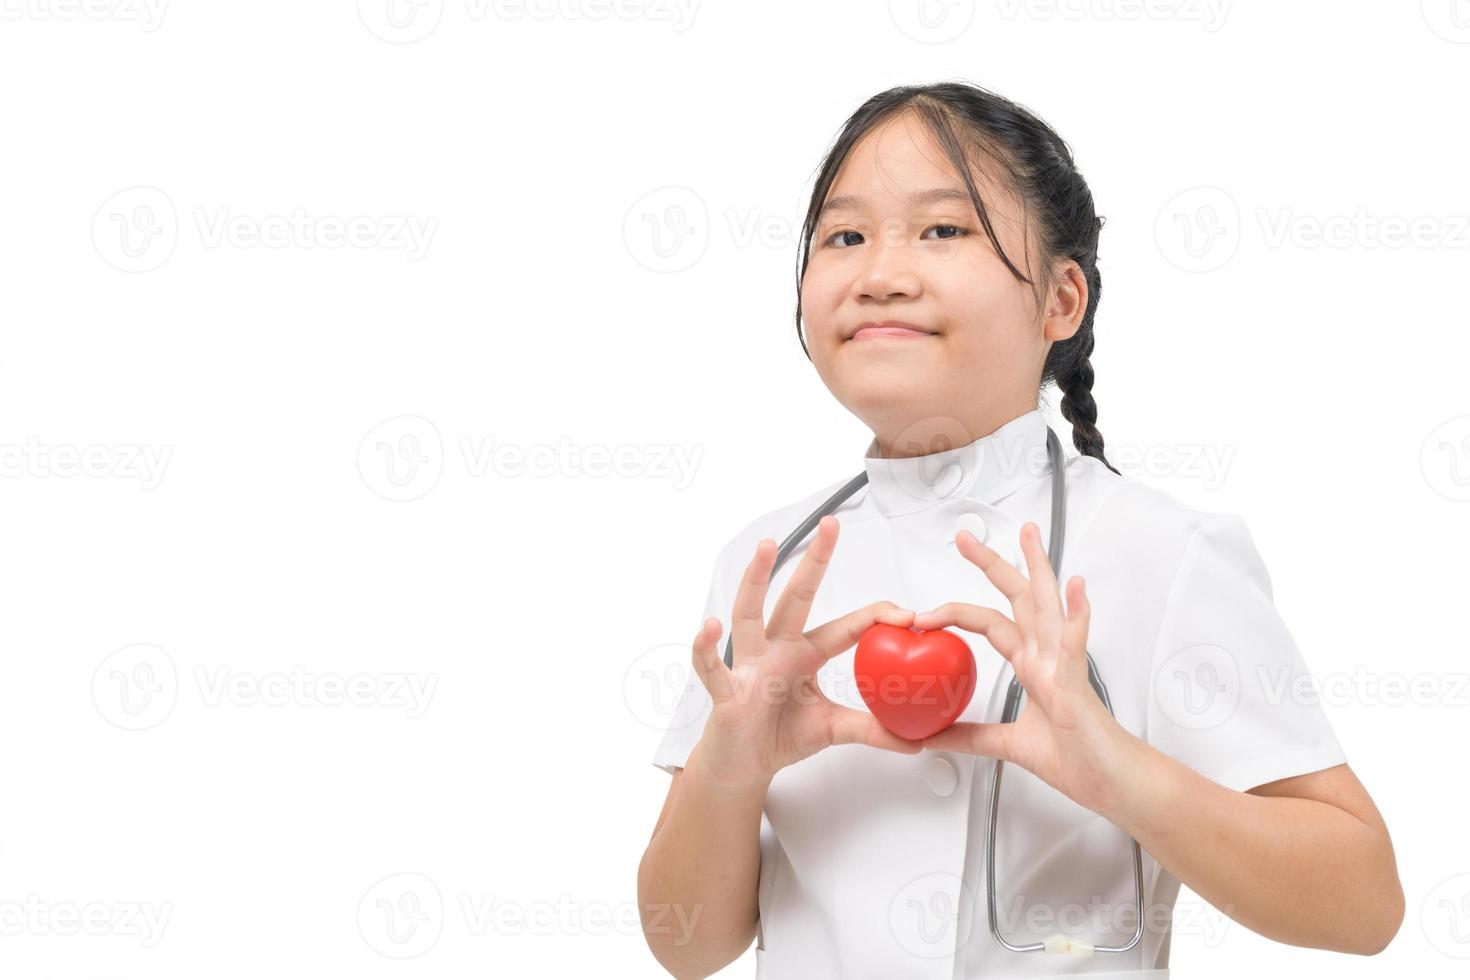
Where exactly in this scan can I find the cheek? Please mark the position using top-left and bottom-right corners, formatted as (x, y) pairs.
(799, 272), (845, 340)
(943, 268), (1035, 345)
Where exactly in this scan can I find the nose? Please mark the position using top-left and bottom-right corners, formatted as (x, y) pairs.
(852, 228), (921, 301)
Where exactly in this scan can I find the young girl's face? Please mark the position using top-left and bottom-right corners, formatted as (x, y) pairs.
(801, 110), (1083, 457)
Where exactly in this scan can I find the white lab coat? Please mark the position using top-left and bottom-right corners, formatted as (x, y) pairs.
(650, 408), (1346, 979)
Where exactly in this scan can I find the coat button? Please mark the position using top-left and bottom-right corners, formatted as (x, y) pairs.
(932, 463), (963, 499)
(922, 755), (959, 797)
(953, 513), (988, 546)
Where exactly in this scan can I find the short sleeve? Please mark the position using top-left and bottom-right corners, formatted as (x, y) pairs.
(649, 548), (733, 775)
(1145, 514), (1347, 794)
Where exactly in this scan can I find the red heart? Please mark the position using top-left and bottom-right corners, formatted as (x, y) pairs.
(854, 623), (977, 740)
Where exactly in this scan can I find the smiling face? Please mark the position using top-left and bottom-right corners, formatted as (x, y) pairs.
(800, 109), (1086, 458)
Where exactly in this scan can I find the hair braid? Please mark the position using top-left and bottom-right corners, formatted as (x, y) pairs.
(1055, 327), (1120, 475)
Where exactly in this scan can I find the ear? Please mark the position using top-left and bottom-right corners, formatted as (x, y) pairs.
(1041, 259), (1087, 343)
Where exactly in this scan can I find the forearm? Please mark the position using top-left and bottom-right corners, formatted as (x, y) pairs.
(1100, 728), (1400, 955)
(638, 739), (770, 979)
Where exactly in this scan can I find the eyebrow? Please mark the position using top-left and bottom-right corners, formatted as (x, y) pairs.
(818, 186), (974, 219)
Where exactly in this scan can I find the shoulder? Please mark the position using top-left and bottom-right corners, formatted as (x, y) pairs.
(1060, 452), (1261, 584)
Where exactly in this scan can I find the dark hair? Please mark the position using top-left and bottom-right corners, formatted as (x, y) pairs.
(794, 81), (1120, 475)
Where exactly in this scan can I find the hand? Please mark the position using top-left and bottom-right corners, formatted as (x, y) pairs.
(914, 522), (1136, 817)
(686, 515), (925, 791)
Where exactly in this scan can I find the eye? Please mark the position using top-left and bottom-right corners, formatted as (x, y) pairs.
(822, 229), (863, 249)
(922, 224), (968, 241)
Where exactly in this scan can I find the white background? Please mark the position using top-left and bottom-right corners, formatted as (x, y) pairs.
(1, 1), (1467, 977)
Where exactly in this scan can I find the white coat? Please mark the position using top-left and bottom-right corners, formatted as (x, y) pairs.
(651, 407), (1346, 979)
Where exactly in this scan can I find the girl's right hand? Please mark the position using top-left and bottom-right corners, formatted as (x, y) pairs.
(685, 515), (924, 790)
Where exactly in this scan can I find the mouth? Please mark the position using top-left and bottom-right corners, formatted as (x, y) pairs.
(848, 320), (938, 342)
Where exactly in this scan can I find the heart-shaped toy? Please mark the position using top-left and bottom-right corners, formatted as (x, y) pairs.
(854, 623), (977, 740)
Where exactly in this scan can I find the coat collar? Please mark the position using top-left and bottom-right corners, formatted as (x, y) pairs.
(861, 408), (1052, 517)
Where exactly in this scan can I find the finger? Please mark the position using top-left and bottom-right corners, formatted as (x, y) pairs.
(955, 528), (1035, 641)
(909, 602), (1022, 664)
(688, 616), (734, 703)
(730, 538), (777, 668)
(954, 528), (1029, 603)
(767, 515), (837, 642)
(1054, 576), (1092, 694)
(804, 600), (916, 664)
(828, 704), (925, 755)
(1019, 522), (1063, 654)
(922, 720), (1012, 761)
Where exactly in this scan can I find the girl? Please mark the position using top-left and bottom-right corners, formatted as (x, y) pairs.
(637, 82), (1402, 979)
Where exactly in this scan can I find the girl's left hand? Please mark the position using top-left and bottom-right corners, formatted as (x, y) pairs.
(914, 521), (1137, 818)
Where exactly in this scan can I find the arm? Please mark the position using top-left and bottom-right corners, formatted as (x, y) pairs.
(915, 521), (1405, 957)
(1101, 730), (1405, 955)
(637, 741), (770, 979)
(637, 521), (923, 977)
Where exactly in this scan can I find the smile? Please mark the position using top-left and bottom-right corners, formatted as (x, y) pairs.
(849, 321), (937, 341)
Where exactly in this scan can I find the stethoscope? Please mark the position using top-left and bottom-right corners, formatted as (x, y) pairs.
(723, 426), (1144, 959)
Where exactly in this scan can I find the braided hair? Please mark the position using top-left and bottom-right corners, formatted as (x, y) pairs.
(794, 81), (1121, 476)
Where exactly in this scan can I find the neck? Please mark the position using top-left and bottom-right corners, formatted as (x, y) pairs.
(869, 403), (1039, 460)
